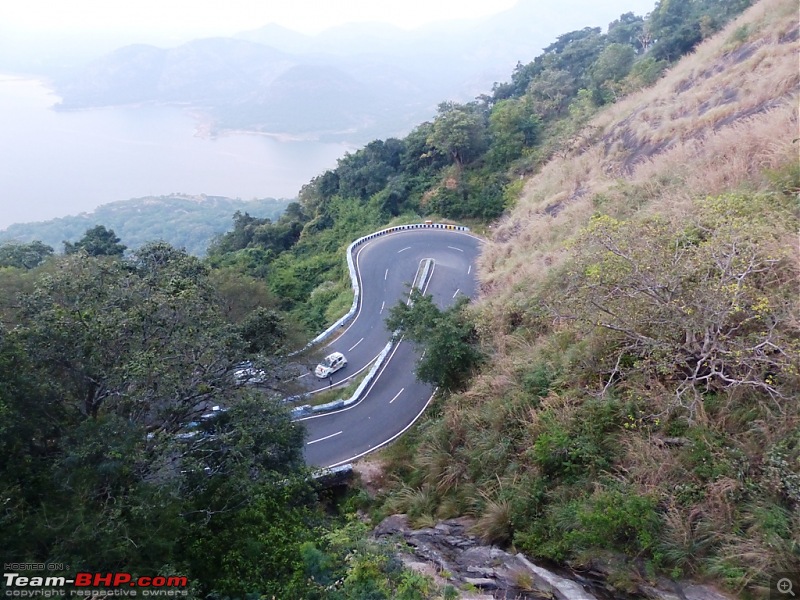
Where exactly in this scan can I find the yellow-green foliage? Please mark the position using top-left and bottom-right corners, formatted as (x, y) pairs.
(551, 192), (798, 418)
(298, 518), (446, 598)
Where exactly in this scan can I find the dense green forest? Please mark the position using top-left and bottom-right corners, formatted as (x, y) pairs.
(0, 242), (438, 598)
(3, 0), (791, 597)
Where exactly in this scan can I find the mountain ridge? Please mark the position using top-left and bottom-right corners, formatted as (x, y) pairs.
(47, 0), (658, 143)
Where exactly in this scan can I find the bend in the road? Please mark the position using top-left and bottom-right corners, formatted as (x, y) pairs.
(301, 227), (481, 467)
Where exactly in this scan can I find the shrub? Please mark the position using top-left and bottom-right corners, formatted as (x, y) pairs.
(530, 399), (618, 482)
(568, 489), (662, 556)
(521, 364), (553, 398)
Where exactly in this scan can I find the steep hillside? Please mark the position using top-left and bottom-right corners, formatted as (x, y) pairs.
(482, 0), (798, 290)
(383, 0), (799, 596)
(3, 1), (792, 598)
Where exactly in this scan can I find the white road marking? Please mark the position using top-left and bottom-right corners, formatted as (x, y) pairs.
(380, 300), (385, 314)
(384, 268), (389, 280)
(422, 263), (435, 295)
(300, 231), (486, 461)
(398, 246), (411, 253)
(324, 228), (483, 351)
(307, 430), (342, 445)
(298, 373), (310, 378)
(349, 337), (364, 352)
(324, 389), (439, 468)
(389, 388), (405, 404)
(452, 288), (460, 298)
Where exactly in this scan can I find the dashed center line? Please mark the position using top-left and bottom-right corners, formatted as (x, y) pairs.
(467, 264), (472, 275)
(384, 268), (389, 280)
(380, 300), (385, 314)
(389, 388), (405, 404)
(349, 337), (364, 352)
(447, 245), (464, 252)
(452, 288), (460, 298)
(398, 246), (411, 253)
(307, 431), (342, 445)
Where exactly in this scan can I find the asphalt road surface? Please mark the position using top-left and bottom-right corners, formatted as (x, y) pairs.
(299, 227), (481, 468)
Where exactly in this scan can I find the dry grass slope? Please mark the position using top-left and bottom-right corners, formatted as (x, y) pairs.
(383, 1), (800, 597)
(480, 0), (798, 315)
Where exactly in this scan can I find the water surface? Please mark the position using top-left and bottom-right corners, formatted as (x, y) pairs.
(0, 74), (350, 229)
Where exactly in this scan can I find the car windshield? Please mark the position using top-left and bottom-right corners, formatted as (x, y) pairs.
(322, 354), (342, 367)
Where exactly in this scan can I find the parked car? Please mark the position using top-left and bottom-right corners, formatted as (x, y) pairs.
(233, 361), (266, 385)
(200, 405), (228, 421)
(315, 352), (347, 378)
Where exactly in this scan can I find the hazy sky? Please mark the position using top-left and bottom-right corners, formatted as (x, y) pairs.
(2, 0), (522, 36)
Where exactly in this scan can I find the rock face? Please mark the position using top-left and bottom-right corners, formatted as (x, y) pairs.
(373, 515), (598, 600)
(372, 515), (735, 600)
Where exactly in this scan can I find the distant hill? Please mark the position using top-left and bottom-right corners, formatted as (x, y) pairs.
(54, 38), (294, 107)
(48, 0), (658, 143)
(52, 37), (427, 143)
(0, 195), (290, 256)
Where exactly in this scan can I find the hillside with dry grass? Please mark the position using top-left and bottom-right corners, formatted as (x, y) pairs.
(381, 1), (799, 597)
(481, 0), (797, 291)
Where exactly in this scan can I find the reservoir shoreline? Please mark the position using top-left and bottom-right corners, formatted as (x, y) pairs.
(0, 74), (351, 230)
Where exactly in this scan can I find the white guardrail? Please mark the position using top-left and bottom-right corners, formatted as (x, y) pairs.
(291, 222), (469, 419)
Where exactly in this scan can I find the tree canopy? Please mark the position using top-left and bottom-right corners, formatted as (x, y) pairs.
(386, 291), (484, 392)
(63, 224), (127, 256)
(0, 240), (54, 269)
(0, 243), (316, 595)
(428, 101), (488, 167)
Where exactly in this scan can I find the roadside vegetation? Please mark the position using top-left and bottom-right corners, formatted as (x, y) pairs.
(0, 240), (450, 599)
(2, 0), (792, 597)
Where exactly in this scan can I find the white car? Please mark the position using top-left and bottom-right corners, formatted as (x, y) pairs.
(315, 352), (347, 378)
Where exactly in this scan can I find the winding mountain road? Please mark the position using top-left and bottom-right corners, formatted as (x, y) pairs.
(299, 227), (482, 468)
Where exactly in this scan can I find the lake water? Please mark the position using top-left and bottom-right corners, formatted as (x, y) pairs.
(0, 74), (352, 230)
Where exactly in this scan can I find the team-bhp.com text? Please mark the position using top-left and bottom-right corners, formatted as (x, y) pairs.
(3, 573), (188, 597)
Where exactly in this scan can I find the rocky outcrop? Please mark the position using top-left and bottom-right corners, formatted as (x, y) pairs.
(373, 515), (734, 600)
(373, 515), (598, 600)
